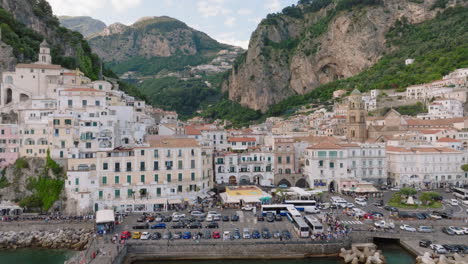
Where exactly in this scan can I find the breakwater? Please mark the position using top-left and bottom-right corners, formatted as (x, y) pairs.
(0, 229), (93, 250)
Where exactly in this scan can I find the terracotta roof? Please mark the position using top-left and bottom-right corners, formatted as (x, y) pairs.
(185, 126), (201, 135)
(63, 72), (79, 76)
(387, 146), (460, 153)
(294, 136), (341, 144)
(406, 117), (466, 127)
(339, 143), (360, 147)
(307, 141), (343, 150)
(227, 137), (256, 142)
(16, 63), (62, 70)
(419, 130), (442, 134)
(386, 146), (413, 152)
(149, 138), (200, 148)
(437, 137), (461, 143)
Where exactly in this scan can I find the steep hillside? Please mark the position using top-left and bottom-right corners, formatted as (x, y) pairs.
(0, 0), (104, 80)
(224, 0), (461, 112)
(88, 16), (231, 73)
(59, 16), (106, 37)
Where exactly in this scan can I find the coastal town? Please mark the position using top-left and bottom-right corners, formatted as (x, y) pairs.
(0, 37), (467, 264)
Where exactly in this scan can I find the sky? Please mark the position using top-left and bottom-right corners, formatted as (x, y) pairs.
(48, 0), (298, 49)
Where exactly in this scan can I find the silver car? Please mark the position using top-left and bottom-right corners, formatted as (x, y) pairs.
(243, 228), (251, 239)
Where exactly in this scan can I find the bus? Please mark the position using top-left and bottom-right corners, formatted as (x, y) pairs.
(286, 206), (302, 219)
(284, 200), (317, 211)
(304, 215), (324, 234)
(261, 205), (292, 216)
(291, 217), (310, 238)
(452, 188), (468, 203)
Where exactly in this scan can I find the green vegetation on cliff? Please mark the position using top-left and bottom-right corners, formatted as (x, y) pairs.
(0, 1), (105, 80)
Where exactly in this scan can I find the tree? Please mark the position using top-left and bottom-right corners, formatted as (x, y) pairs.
(420, 191), (441, 206)
(461, 164), (468, 172)
(399, 187), (417, 196)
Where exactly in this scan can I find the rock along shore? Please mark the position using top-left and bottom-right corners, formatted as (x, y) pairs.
(0, 228), (93, 250)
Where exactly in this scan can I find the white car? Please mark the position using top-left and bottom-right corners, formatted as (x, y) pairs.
(223, 231), (231, 240)
(429, 213), (442, 220)
(190, 211), (205, 217)
(207, 211), (221, 217)
(205, 215), (213, 222)
(241, 205), (254, 211)
(430, 244), (448, 254)
(243, 228), (251, 239)
(399, 224), (416, 232)
(461, 227), (468, 234)
(355, 199), (367, 207)
(155, 215), (163, 222)
(450, 199), (459, 206)
(448, 226), (465, 235)
(172, 212), (186, 218)
(390, 187), (400, 191)
(140, 232), (150, 240)
(346, 202), (355, 208)
(305, 206), (320, 214)
(374, 220), (395, 229)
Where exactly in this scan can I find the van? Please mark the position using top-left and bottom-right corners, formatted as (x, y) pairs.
(304, 206), (320, 214)
(450, 199), (459, 206)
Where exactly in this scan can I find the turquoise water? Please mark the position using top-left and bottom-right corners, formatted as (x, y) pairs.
(0, 249), (75, 264)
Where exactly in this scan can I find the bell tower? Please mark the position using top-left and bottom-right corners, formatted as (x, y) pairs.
(346, 89), (367, 142)
(38, 39), (51, 64)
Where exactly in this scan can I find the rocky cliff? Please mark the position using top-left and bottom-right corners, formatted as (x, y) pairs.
(59, 16), (106, 37)
(0, 0), (103, 79)
(88, 16), (230, 62)
(224, 0), (453, 112)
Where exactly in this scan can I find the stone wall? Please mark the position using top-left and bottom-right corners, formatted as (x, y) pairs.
(121, 240), (350, 264)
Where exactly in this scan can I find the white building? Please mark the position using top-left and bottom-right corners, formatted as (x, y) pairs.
(386, 145), (467, 189)
(418, 99), (464, 120)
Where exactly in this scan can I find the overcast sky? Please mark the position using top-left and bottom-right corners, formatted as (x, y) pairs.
(48, 0), (297, 49)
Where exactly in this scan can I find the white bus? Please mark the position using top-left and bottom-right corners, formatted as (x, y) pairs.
(284, 200), (317, 211)
(304, 215), (324, 234)
(291, 216), (310, 238)
(452, 188), (468, 202)
(261, 204), (292, 216)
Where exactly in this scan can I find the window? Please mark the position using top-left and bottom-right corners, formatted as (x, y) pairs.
(178, 149), (182, 157)
(166, 150), (171, 157)
(126, 175), (131, 183)
(178, 173), (183, 181)
(318, 160), (323, 167)
(102, 176), (107, 185)
(103, 163), (108, 170)
(154, 150), (159, 158)
(278, 156), (282, 164)
(329, 151), (337, 157)
(178, 160), (183, 169)
(126, 162), (132, 172)
(329, 162), (334, 168)
(140, 175), (145, 183)
(317, 151), (326, 157)
(65, 119), (72, 125)
(68, 100), (72, 107)
(98, 191), (103, 199)
(154, 161), (159, 170)
(154, 174), (158, 182)
(178, 185), (182, 192)
(165, 161), (173, 170)
(156, 188), (161, 197)
(114, 176), (119, 184)
(191, 160), (195, 169)
(140, 150), (145, 155)
(85, 142), (91, 149)
(53, 119), (60, 125)
(82, 100), (87, 106)
(115, 189), (120, 198)
(115, 162), (120, 172)
(127, 189), (133, 198)
(95, 100), (100, 106)
(140, 161), (145, 171)
(191, 172), (195, 181)
(286, 156), (291, 164)
(167, 174), (171, 182)
(75, 178), (79, 185)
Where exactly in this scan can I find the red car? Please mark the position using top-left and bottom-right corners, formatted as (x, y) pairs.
(120, 231), (131, 239)
(212, 231), (220, 239)
(363, 213), (374, 220)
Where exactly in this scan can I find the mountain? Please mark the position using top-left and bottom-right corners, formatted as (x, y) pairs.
(88, 16), (232, 69)
(223, 0), (464, 112)
(58, 16), (106, 37)
(0, 0), (105, 80)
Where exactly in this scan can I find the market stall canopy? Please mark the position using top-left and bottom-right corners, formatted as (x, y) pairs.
(96, 210), (115, 224)
(168, 198), (182, 204)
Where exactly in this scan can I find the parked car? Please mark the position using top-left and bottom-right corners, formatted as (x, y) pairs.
(275, 214), (282, 221)
(172, 212), (186, 218)
(257, 214), (264, 221)
(430, 244), (447, 254)
(414, 213), (426, 220)
(371, 212), (384, 218)
(205, 215), (214, 222)
(241, 205), (254, 211)
(400, 224), (416, 232)
(212, 231), (221, 239)
(450, 199), (459, 206)
(373, 200), (384, 207)
(305, 206), (320, 214)
(252, 230), (261, 239)
(419, 240), (431, 248)
(262, 228), (271, 239)
(133, 224), (148, 230)
(383, 206), (398, 212)
(190, 211), (205, 217)
(222, 215), (230, 222)
(390, 187), (400, 191)
(231, 214), (239, 222)
(136, 216), (145, 222)
(432, 211), (452, 219)
(147, 216), (155, 222)
(429, 213), (442, 220)
(151, 232), (161, 240)
(461, 227), (468, 234)
(233, 229), (241, 239)
(282, 230), (291, 240)
(443, 244), (460, 253)
(140, 232), (150, 240)
(318, 203), (330, 210)
(243, 228), (251, 239)
(203, 230), (211, 239)
(182, 231), (192, 239)
(188, 222), (202, 229)
(355, 198), (367, 206)
(374, 220), (395, 229)
(448, 226), (465, 235)
(223, 231), (231, 240)
(273, 230), (281, 239)
(205, 222), (219, 229)
(163, 232), (172, 240)
(171, 222), (185, 229)
(155, 215), (163, 222)
(173, 232), (182, 239)
(163, 215), (172, 222)
(417, 226), (434, 233)
(266, 213), (275, 222)
(442, 227), (456, 235)
(120, 231), (131, 239)
(150, 223), (166, 229)
(363, 213), (374, 220)
(454, 245), (468, 254)
(132, 232), (142, 239)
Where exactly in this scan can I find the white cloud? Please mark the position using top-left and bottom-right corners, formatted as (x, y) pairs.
(110, 0), (143, 13)
(215, 32), (249, 49)
(197, 0), (231, 17)
(237, 8), (252, 16)
(264, 0), (281, 13)
(224, 17), (236, 27)
(48, 0), (107, 16)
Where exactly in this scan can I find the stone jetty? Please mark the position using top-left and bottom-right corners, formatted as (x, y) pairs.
(339, 243), (386, 264)
(0, 228), (93, 250)
(416, 252), (468, 264)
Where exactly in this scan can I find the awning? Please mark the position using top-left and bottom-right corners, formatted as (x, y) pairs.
(96, 210), (115, 224)
(220, 193), (240, 204)
(168, 198), (182, 204)
(241, 197), (260, 203)
(152, 198), (167, 204)
(354, 186), (379, 193)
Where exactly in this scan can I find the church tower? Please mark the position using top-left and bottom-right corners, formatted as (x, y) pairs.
(346, 89), (367, 142)
(37, 39), (51, 64)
